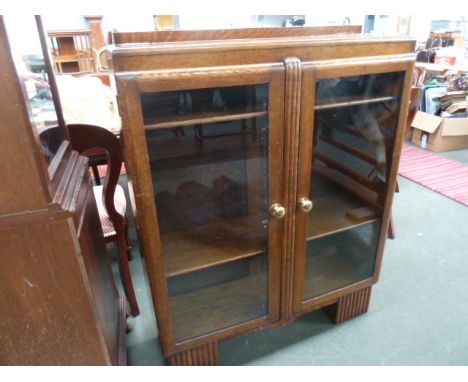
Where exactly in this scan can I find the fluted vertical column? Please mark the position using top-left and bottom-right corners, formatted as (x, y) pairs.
(280, 57), (302, 321)
(168, 342), (219, 366)
(324, 286), (372, 324)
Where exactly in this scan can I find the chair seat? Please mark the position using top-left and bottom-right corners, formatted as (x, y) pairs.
(93, 184), (127, 237)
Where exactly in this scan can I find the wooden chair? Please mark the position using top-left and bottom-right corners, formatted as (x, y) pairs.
(93, 46), (111, 72)
(70, 72), (120, 186)
(68, 123), (140, 317)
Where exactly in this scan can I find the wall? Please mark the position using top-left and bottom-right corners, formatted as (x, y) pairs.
(8, 14), (463, 59)
(177, 15), (295, 30)
(3, 16), (44, 73)
(304, 14), (364, 27)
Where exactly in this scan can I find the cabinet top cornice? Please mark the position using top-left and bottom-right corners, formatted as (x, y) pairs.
(108, 35), (415, 58)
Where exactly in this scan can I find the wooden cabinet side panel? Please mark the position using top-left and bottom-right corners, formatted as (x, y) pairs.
(0, 218), (109, 365)
(372, 63), (415, 281)
(112, 26), (363, 44)
(0, 19), (49, 215)
(78, 179), (122, 365)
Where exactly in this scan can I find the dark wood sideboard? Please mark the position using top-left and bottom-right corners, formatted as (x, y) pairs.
(0, 16), (126, 365)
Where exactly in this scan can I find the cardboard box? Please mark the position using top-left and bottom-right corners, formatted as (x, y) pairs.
(411, 111), (468, 152)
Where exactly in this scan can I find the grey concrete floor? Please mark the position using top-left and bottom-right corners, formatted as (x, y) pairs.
(115, 147), (468, 366)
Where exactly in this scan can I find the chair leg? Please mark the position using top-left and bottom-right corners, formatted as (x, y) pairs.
(123, 218), (133, 261)
(116, 234), (140, 317)
(387, 214), (395, 239)
(194, 124), (204, 148)
(91, 164), (101, 186)
(387, 180), (399, 239)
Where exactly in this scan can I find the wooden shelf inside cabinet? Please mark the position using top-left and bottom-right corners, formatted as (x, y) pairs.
(144, 107), (267, 130)
(146, 133), (264, 164)
(313, 160), (381, 210)
(53, 54), (78, 63)
(303, 246), (366, 300)
(307, 175), (381, 241)
(315, 96), (395, 110)
(163, 215), (267, 277)
(170, 271), (267, 342)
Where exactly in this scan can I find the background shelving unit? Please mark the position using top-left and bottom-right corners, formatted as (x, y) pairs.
(48, 30), (94, 73)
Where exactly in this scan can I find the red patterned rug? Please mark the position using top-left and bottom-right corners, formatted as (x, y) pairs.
(398, 144), (468, 206)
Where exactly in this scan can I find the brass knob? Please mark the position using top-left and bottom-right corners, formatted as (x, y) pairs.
(298, 197), (313, 212)
(270, 203), (286, 219)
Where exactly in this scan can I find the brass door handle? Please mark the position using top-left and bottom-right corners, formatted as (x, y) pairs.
(270, 203), (286, 219)
(298, 197), (313, 212)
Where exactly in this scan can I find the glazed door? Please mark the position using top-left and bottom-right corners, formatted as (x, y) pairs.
(117, 64), (284, 350)
(294, 57), (414, 310)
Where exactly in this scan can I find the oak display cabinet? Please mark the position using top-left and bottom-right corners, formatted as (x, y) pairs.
(110, 27), (415, 365)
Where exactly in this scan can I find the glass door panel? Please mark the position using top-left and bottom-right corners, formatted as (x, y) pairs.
(141, 84), (271, 342)
(303, 72), (405, 301)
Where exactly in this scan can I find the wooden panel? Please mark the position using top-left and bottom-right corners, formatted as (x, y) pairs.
(292, 62), (316, 313)
(145, 107), (266, 130)
(324, 286), (372, 324)
(163, 215), (265, 277)
(280, 57), (302, 321)
(265, 66), (285, 325)
(0, 16), (123, 366)
(0, 218), (110, 365)
(168, 342), (219, 366)
(307, 191), (379, 241)
(315, 95), (395, 110)
(309, 53), (416, 79)
(130, 63), (282, 93)
(84, 16), (105, 49)
(112, 25), (362, 44)
(52, 151), (89, 219)
(0, 160), (124, 365)
(78, 174), (123, 365)
(170, 271), (267, 342)
(115, 77), (177, 354)
(48, 29), (92, 38)
(110, 37), (415, 72)
(0, 19), (49, 214)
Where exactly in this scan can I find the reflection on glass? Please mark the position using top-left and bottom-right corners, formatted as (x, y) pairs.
(4, 16), (61, 165)
(142, 84), (270, 342)
(303, 72), (404, 301)
(168, 256), (268, 342)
